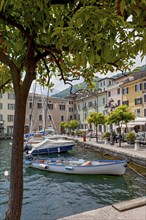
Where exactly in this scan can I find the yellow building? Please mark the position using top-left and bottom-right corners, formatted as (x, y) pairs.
(121, 71), (146, 131)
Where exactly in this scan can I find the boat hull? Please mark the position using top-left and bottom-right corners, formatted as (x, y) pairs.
(25, 159), (127, 175)
(30, 145), (74, 155)
(25, 138), (76, 155)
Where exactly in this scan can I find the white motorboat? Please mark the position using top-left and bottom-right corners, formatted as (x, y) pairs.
(24, 138), (76, 155)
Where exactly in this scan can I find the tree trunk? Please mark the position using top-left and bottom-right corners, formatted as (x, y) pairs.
(118, 125), (122, 147)
(118, 132), (122, 147)
(5, 92), (27, 220)
(96, 125), (98, 143)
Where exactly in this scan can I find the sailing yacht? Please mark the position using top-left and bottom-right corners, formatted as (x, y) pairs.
(24, 85), (76, 155)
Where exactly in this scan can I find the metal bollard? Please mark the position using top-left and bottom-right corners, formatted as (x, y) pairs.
(135, 140), (140, 150)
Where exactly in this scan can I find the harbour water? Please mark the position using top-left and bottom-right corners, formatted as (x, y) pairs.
(0, 140), (146, 220)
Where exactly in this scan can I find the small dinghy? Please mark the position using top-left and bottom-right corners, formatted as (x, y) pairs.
(25, 157), (127, 175)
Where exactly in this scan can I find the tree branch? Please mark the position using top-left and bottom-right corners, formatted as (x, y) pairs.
(0, 50), (18, 72)
(0, 12), (30, 39)
(42, 57), (51, 86)
(35, 44), (61, 57)
(0, 78), (12, 91)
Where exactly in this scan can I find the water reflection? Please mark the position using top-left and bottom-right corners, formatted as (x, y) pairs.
(0, 140), (146, 220)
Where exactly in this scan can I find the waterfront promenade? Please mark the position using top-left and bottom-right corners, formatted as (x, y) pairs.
(72, 136), (146, 167)
(58, 197), (146, 220)
(58, 136), (146, 220)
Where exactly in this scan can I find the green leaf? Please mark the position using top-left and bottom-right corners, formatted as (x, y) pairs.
(81, 52), (87, 67)
(89, 49), (95, 65)
(84, 13), (90, 22)
(75, 18), (82, 28)
(120, 0), (125, 14)
(94, 22), (99, 30)
(96, 33), (103, 39)
(102, 18), (107, 27)
(134, 7), (142, 17)
(0, 0), (9, 12)
(95, 54), (100, 63)
(75, 53), (81, 66)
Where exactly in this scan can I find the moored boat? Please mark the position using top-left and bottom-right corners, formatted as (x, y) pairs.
(24, 138), (76, 155)
(25, 158), (127, 175)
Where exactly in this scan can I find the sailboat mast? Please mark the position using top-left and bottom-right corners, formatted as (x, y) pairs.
(29, 82), (37, 133)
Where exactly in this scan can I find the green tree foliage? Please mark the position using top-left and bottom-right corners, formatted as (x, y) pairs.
(61, 120), (79, 135)
(0, 0), (146, 90)
(60, 121), (67, 134)
(60, 122), (67, 128)
(69, 119), (79, 131)
(0, 1), (145, 219)
(106, 105), (136, 146)
(0, 63), (12, 91)
(106, 105), (136, 125)
(87, 112), (105, 142)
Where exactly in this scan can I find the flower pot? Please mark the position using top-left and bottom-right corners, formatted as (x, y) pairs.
(105, 137), (109, 144)
(127, 140), (135, 144)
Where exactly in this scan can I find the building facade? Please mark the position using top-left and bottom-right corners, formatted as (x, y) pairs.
(25, 94), (74, 134)
(0, 92), (74, 137)
(73, 70), (146, 133)
(121, 71), (146, 118)
(0, 68), (146, 138)
(0, 92), (15, 137)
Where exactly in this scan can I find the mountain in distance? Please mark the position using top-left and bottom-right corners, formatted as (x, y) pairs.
(43, 88), (60, 96)
(52, 64), (146, 98)
(52, 82), (85, 98)
(52, 78), (102, 98)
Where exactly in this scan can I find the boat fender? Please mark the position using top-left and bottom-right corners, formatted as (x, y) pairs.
(79, 159), (85, 164)
(25, 160), (32, 165)
(39, 164), (48, 169)
(65, 166), (73, 170)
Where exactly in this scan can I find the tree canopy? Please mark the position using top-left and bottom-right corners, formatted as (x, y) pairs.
(60, 120), (79, 134)
(0, 0), (146, 91)
(69, 119), (79, 130)
(87, 112), (105, 142)
(106, 105), (136, 125)
(0, 1), (145, 219)
(0, 63), (11, 91)
(106, 105), (136, 146)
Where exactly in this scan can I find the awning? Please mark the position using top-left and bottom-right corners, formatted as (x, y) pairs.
(115, 119), (146, 128)
(127, 122), (145, 127)
(115, 124), (134, 128)
(135, 117), (146, 123)
(126, 124), (135, 127)
(127, 118), (146, 127)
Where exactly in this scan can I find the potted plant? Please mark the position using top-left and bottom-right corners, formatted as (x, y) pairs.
(76, 130), (82, 137)
(126, 132), (136, 144)
(104, 132), (110, 144)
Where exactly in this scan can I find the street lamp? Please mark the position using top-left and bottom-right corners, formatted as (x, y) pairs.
(104, 98), (118, 145)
